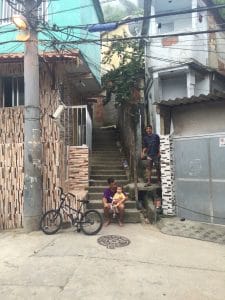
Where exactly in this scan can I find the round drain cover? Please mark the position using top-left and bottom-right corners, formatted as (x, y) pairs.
(97, 235), (131, 249)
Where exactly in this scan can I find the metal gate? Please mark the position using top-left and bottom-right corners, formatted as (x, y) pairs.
(174, 133), (225, 225)
(63, 105), (92, 149)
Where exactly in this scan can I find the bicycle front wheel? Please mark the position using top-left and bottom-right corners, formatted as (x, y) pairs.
(80, 210), (103, 235)
(40, 210), (62, 235)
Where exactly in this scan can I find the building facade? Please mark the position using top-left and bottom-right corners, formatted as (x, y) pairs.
(0, 0), (104, 229)
(143, 0), (225, 224)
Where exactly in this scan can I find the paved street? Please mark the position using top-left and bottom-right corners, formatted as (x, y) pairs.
(0, 223), (225, 300)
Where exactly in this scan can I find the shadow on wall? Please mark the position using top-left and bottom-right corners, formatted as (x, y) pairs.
(93, 96), (118, 127)
(103, 94), (118, 126)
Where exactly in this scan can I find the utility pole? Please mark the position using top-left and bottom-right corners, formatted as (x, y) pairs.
(23, 0), (42, 231)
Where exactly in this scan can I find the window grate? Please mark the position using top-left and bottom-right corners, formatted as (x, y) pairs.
(0, 0), (48, 25)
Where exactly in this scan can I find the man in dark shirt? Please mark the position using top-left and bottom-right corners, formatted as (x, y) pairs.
(102, 177), (126, 226)
(141, 125), (161, 186)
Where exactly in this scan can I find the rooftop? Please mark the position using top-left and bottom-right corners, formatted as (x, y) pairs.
(154, 92), (225, 107)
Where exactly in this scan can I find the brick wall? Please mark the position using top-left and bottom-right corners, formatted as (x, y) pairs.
(67, 146), (89, 196)
(160, 135), (176, 215)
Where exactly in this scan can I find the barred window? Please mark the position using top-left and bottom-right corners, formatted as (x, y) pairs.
(0, 77), (24, 107)
(0, 0), (48, 25)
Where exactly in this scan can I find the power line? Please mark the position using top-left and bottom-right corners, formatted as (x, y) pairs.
(40, 3), (225, 29)
(36, 27), (225, 46)
(120, 3), (225, 25)
(1, 1), (225, 32)
(47, 21), (225, 52)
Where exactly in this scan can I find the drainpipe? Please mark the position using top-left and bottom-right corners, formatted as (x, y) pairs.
(23, 0), (42, 231)
(141, 0), (152, 127)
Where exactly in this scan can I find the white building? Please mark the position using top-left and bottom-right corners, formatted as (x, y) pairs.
(144, 0), (225, 133)
(143, 0), (225, 224)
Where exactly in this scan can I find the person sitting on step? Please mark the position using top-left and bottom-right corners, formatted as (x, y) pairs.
(112, 185), (126, 218)
(102, 178), (127, 227)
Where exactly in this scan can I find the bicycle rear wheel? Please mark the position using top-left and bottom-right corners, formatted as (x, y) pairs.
(80, 210), (103, 235)
(40, 210), (62, 235)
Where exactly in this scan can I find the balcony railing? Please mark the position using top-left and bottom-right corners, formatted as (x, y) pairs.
(63, 105), (92, 150)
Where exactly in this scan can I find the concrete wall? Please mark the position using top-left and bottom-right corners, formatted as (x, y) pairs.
(149, 0), (208, 70)
(195, 73), (210, 96)
(211, 75), (225, 94)
(208, 14), (225, 73)
(102, 94), (118, 126)
(160, 75), (187, 100)
(93, 98), (104, 128)
(172, 101), (225, 136)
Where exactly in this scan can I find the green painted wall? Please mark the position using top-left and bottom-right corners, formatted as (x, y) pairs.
(0, 0), (102, 82)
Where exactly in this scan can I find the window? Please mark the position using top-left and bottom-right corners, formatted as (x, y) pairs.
(1, 77), (24, 107)
(0, 0), (48, 25)
(158, 22), (174, 34)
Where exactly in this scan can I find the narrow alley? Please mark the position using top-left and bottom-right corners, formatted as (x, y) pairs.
(0, 223), (225, 300)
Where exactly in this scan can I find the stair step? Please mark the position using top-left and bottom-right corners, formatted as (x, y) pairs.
(91, 162), (124, 169)
(92, 150), (121, 154)
(93, 130), (118, 134)
(92, 148), (120, 151)
(89, 186), (130, 193)
(91, 162), (124, 166)
(91, 159), (124, 164)
(88, 191), (130, 200)
(87, 200), (136, 209)
(91, 170), (127, 175)
(89, 128), (140, 223)
(91, 153), (124, 157)
(95, 209), (141, 223)
(90, 179), (129, 186)
(93, 146), (119, 149)
(93, 139), (118, 143)
(93, 145), (118, 148)
(91, 175), (128, 180)
(93, 134), (118, 137)
(89, 186), (111, 193)
(88, 192), (103, 200)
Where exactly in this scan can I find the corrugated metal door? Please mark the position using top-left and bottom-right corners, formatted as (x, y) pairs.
(174, 134), (225, 225)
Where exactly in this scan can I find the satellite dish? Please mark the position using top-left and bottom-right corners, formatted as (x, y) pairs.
(127, 20), (143, 36)
(123, 15), (143, 37)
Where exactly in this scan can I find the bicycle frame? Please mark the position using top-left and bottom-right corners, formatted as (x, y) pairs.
(57, 188), (86, 228)
(40, 187), (103, 235)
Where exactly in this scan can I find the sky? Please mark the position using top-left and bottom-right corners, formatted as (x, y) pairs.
(100, 0), (139, 6)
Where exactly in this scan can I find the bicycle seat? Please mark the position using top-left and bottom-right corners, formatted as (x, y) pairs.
(78, 199), (90, 204)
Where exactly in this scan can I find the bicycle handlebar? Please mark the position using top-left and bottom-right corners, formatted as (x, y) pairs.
(58, 187), (76, 199)
(58, 187), (64, 195)
(68, 192), (76, 198)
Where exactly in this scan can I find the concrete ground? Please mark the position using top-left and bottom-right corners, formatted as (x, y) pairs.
(0, 223), (225, 300)
(158, 217), (225, 244)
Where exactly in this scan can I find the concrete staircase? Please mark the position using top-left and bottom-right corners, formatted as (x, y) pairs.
(88, 128), (141, 223)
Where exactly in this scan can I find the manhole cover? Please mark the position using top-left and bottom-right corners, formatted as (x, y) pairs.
(97, 235), (131, 249)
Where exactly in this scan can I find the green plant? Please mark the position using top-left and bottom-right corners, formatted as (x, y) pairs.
(102, 38), (144, 105)
(212, 0), (225, 19)
(102, 0), (143, 22)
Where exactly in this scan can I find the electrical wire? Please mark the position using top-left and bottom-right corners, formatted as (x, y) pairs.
(41, 3), (225, 29)
(1, 2), (225, 30)
(0, 2), (224, 79)
(38, 27), (225, 76)
(47, 24), (225, 53)
(33, 27), (225, 47)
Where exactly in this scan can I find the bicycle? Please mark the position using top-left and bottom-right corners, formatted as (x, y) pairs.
(40, 187), (103, 235)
